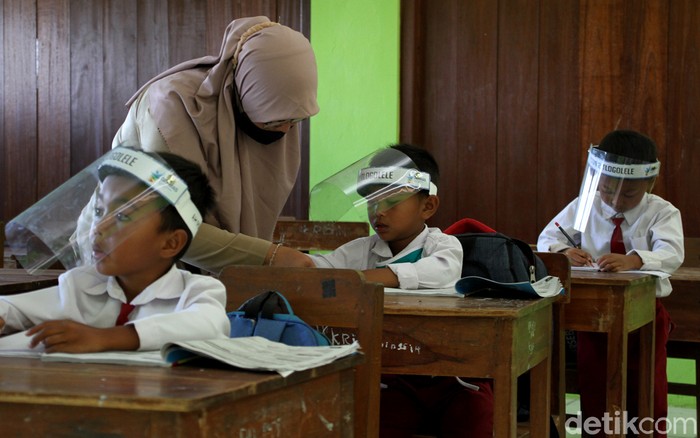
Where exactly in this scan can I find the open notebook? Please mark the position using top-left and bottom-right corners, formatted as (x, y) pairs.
(0, 331), (359, 377)
(384, 275), (565, 299)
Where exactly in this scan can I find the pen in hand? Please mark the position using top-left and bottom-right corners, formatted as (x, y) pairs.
(555, 222), (579, 249)
(555, 222), (596, 267)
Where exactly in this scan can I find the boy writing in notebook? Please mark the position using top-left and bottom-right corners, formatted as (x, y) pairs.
(0, 147), (230, 353)
(309, 143), (494, 437)
(537, 130), (684, 436)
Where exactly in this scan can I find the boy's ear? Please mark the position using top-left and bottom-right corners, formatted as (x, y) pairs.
(160, 229), (189, 259)
(421, 195), (440, 220)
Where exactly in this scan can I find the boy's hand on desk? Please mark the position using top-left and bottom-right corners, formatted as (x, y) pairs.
(596, 253), (643, 272)
(563, 248), (596, 267)
(26, 320), (139, 353)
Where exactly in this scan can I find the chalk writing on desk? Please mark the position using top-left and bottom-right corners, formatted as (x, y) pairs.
(319, 326), (423, 355)
(318, 326), (358, 345)
(527, 321), (537, 354)
(298, 222), (359, 237)
(382, 341), (422, 354)
(238, 417), (283, 437)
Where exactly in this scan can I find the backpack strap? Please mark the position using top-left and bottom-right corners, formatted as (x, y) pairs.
(508, 237), (539, 282)
(238, 290), (290, 319)
(259, 291), (294, 319)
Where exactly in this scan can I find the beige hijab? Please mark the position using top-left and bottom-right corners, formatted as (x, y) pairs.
(128, 16), (319, 240)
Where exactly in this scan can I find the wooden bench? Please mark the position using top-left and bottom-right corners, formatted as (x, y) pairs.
(273, 220), (369, 251)
(218, 266), (384, 438)
(665, 237), (700, 421)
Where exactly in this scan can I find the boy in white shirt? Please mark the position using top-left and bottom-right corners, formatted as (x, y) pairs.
(309, 144), (462, 289)
(310, 144), (494, 437)
(537, 130), (684, 437)
(0, 147), (230, 353)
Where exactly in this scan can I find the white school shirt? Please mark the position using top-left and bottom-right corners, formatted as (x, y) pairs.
(0, 264), (230, 350)
(537, 192), (684, 297)
(309, 226), (463, 290)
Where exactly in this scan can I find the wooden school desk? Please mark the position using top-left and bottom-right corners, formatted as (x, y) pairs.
(380, 294), (556, 438)
(218, 266), (384, 438)
(273, 220), (369, 252)
(0, 354), (361, 437)
(566, 269), (657, 437)
(0, 268), (62, 295)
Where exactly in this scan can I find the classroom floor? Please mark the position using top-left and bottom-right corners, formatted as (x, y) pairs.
(565, 394), (697, 437)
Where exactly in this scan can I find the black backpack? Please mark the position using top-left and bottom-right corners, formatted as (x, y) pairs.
(454, 232), (548, 283)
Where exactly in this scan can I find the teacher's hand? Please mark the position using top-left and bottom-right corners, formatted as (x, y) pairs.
(266, 244), (314, 267)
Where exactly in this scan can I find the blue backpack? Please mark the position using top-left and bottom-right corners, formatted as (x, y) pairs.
(228, 290), (330, 347)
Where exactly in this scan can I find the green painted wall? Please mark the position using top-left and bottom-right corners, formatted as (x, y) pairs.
(309, 0), (400, 221)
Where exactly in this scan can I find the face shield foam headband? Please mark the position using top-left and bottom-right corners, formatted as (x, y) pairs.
(98, 148), (203, 236)
(586, 145), (661, 179)
(356, 167), (438, 204)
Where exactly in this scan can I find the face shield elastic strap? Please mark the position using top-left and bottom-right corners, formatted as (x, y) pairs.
(587, 146), (661, 179)
(357, 167), (438, 199)
(98, 148), (203, 236)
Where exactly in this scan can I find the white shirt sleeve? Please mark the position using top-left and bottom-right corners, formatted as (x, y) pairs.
(131, 273), (230, 351)
(308, 237), (375, 270)
(631, 204), (684, 273)
(537, 199), (580, 253)
(387, 231), (463, 289)
(0, 286), (64, 333)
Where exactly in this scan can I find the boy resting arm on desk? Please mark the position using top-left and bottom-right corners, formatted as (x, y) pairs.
(0, 147), (230, 353)
(308, 144), (495, 437)
(308, 143), (462, 289)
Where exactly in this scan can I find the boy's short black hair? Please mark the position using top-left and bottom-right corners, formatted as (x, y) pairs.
(367, 143), (440, 195)
(98, 148), (215, 260)
(597, 130), (658, 164)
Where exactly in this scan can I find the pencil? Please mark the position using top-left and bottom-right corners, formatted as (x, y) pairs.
(554, 222), (579, 249)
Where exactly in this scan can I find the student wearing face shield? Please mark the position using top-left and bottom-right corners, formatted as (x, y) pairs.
(2, 147), (230, 354)
(309, 144), (498, 437)
(537, 130), (684, 437)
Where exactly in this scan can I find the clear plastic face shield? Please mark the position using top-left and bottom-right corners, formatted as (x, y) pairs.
(573, 146), (660, 232)
(4, 147), (202, 273)
(309, 148), (437, 222)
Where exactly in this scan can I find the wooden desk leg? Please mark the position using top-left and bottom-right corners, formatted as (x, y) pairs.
(637, 320), (655, 438)
(551, 302), (566, 436)
(492, 376), (517, 438)
(606, 324), (628, 438)
(530, 356), (552, 437)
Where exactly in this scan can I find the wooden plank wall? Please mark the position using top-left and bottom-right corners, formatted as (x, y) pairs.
(3, 1), (698, 245)
(401, 0), (700, 243)
(1, 0), (309, 224)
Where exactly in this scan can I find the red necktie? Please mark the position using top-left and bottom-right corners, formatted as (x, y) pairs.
(115, 302), (135, 326)
(610, 216), (626, 254)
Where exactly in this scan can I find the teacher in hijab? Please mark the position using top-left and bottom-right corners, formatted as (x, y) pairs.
(112, 16), (318, 273)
